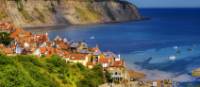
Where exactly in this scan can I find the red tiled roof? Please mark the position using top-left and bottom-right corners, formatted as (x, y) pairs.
(99, 58), (109, 63)
(0, 22), (14, 30)
(64, 51), (70, 55)
(40, 47), (47, 54)
(67, 53), (87, 60)
(4, 48), (13, 54)
(33, 34), (48, 43)
(112, 60), (124, 67)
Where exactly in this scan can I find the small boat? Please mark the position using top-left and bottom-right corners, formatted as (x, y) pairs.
(173, 46), (178, 50)
(90, 36), (95, 40)
(169, 55), (176, 61)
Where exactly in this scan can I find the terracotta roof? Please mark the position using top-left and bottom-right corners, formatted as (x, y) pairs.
(33, 34), (48, 43)
(64, 51), (70, 55)
(4, 48), (13, 54)
(40, 47), (47, 54)
(99, 58), (109, 64)
(68, 53), (87, 60)
(112, 60), (124, 67)
(0, 22), (13, 30)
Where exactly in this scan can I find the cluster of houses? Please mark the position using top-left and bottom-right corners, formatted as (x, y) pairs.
(0, 22), (176, 87)
(0, 22), (127, 82)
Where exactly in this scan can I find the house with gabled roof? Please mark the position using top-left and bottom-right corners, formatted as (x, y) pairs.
(64, 53), (91, 66)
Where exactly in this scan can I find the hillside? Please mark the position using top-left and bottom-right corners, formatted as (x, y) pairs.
(0, 54), (105, 87)
(0, 0), (140, 27)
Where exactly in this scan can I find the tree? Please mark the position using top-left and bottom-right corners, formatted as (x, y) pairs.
(0, 32), (13, 46)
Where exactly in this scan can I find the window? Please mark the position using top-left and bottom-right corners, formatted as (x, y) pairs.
(115, 72), (118, 75)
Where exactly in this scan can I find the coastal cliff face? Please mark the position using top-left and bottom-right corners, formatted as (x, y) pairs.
(0, 0), (140, 27)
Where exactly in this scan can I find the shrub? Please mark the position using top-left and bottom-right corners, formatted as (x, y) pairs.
(0, 54), (13, 65)
(0, 32), (13, 46)
(0, 11), (8, 20)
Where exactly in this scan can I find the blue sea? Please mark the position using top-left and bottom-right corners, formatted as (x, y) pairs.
(28, 8), (200, 86)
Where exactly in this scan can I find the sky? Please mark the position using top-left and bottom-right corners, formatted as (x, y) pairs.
(128, 0), (200, 8)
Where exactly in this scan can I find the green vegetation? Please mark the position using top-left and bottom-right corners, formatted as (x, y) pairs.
(15, 0), (23, 11)
(0, 54), (105, 87)
(15, 0), (33, 22)
(34, 8), (45, 23)
(0, 32), (13, 46)
(0, 11), (8, 20)
(75, 5), (101, 23)
(19, 9), (33, 22)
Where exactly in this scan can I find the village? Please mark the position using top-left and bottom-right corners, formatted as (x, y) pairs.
(0, 22), (176, 87)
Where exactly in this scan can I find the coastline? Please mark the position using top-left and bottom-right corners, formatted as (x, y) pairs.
(23, 18), (145, 31)
(0, 22), (177, 87)
(19, 8), (200, 86)
(0, 22), (147, 86)
(23, 24), (68, 29)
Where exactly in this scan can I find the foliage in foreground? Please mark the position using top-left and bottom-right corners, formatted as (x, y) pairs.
(0, 54), (105, 87)
(0, 32), (13, 46)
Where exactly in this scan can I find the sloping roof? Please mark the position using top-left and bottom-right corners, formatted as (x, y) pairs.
(70, 42), (79, 48)
(39, 47), (47, 54)
(99, 58), (109, 63)
(112, 60), (124, 67)
(67, 53), (87, 60)
(103, 51), (117, 58)
(4, 48), (13, 54)
(10, 28), (22, 38)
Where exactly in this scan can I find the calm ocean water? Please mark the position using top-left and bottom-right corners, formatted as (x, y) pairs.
(28, 8), (200, 86)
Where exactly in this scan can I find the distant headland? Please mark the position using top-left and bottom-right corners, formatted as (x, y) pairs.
(0, 0), (141, 27)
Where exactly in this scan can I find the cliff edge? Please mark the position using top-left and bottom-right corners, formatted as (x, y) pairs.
(0, 0), (140, 27)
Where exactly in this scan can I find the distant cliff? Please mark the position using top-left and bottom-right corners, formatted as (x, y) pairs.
(0, 0), (140, 27)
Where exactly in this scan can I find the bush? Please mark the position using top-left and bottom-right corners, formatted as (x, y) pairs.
(46, 55), (66, 67)
(20, 9), (33, 22)
(0, 54), (13, 65)
(15, 0), (23, 11)
(0, 11), (8, 20)
(0, 32), (13, 46)
(34, 8), (45, 23)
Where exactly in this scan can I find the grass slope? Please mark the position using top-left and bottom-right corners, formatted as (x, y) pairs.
(0, 54), (105, 87)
